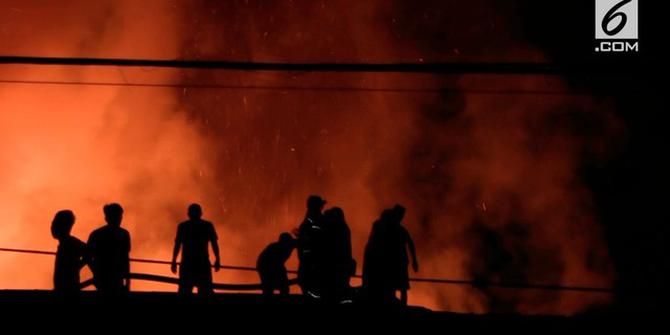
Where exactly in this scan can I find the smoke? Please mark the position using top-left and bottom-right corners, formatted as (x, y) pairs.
(0, 0), (214, 290)
(173, 0), (621, 313)
(0, 0), (622, 313)
(403, 75), (622, 313)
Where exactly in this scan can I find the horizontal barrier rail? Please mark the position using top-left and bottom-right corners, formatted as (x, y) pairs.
(0, 247), (614, 293)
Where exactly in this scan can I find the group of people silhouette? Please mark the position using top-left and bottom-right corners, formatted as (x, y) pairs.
(51, 195), (418, 305)
(52, 204), (131, 295)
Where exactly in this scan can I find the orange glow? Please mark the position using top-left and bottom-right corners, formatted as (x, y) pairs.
(0, 0), (620, 314)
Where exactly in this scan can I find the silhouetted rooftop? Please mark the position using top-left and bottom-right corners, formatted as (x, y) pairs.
(0, 290), (634, 331)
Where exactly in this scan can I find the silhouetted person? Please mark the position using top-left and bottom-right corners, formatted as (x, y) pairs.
(387, 205), (418, 305)
(363, 209), (395, 303)
(51, 210), (87, 295)
(363, 205), (418, 305)
(171, 203), (221, 295)
(87, 203), (131, 295)
(257, 233), (296, 297)
(296, 195), (326, 297)
(321, 207), (355, 302)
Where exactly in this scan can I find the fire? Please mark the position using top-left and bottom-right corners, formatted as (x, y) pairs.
(0, 0), (620, 314)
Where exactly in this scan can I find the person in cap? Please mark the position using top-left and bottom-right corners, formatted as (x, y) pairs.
(296, 195), (326, 297)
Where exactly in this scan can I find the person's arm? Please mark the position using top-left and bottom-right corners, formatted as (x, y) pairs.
(210, 224), (221, 272)
(407, 230), (419, 272)
(345, 226), (353, 261)
(124, 232), (131, 290)
(78, 239), (88, 269)
(84, 234), (95, 274)
(171, 227), (181, 274)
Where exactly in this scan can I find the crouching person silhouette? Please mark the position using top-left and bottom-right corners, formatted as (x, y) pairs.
(171, 203), (221, 295)
(257, 233), (296, 297)
(51, 210), (87, 296)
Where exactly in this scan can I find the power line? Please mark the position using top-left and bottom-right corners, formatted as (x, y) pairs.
(0, 246), (614, 293)
(0, 55), (627, 75)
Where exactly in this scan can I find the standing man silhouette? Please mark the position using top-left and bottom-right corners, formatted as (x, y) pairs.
(296, 195), (326, 297)
(363, 205), (418, 305)
(171, 203), (221, 295)
(388, 204), (419, 305)
(321, 207), (355, 302)
(87, 203), (131, 295)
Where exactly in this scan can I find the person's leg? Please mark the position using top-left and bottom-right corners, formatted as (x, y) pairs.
(178, 283), (192, 295)
(278, 272), (289, 296)
(95, 277), (114, 296)
(297, 266), (309, 295)
(178, 275), (194, 295)
(93, 277), (104, 294)
(117, 277), (128, 294)
(198, 267), (214, 295)
(259, 271), (274, 297)
(400, 289), (408, 306)
(262, 282), (275, 297)
(199, 282), (213, 295)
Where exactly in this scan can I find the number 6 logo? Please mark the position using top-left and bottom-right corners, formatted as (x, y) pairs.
(602, 0), (631, 36)
(595, 0), (638, 40)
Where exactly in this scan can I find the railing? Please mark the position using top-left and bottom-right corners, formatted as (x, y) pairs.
(0, 247), (614, 294)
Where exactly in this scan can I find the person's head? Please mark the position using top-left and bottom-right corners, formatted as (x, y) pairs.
(324, 207), (345, 225)
(380, 208), (395, 222)
(103, 203), (124, 227)
(392, 204), (406, 223)
(306, 195), (326, 216)
(51, 210), (75, 240)
(371, 209), (395, 237)
(188, 203), (203, 220)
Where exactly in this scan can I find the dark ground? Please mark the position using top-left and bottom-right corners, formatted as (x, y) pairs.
(0, 290), (656, 332)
